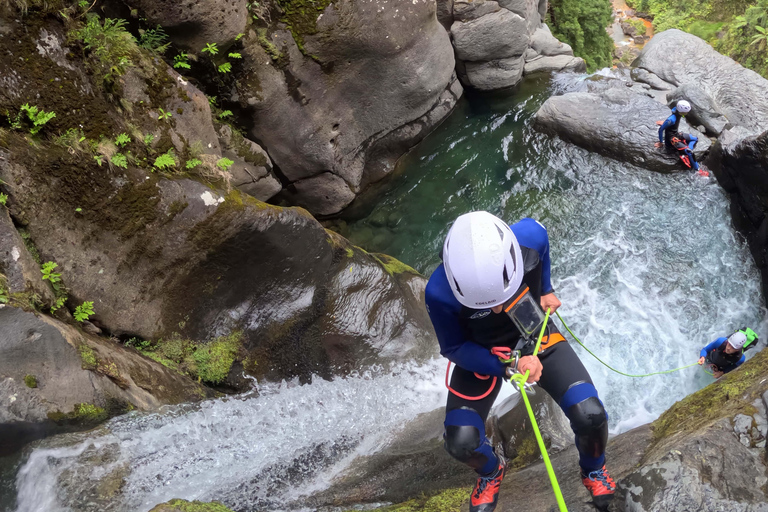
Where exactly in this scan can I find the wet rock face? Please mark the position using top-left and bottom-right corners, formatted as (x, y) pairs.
(0, 209), (55, 306)
(634, 29), (768, 136)
(0, 306), (212, 455)
(710, 130), (768, 295)
(236, 0), (459, 215)
(123, 0), (248, 49)
(534, 87), (710, 172)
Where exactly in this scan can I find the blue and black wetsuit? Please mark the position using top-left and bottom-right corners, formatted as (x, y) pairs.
(658, 107), (700, 171)
(700, 338), (745, 374)
(425, 218), (608, 476)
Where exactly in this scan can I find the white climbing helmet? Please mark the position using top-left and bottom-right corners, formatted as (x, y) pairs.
(676, 100), (691, 113)
(727, 331), (747, 350)
(442, 211), (523, 309)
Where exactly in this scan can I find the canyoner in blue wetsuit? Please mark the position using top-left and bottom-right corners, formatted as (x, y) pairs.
(654, 99), (704, 173)
(697, 329), (758, 378)
(425, 212), (615, 512)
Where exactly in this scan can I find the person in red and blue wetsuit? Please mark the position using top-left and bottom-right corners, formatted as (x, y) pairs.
(698, 331), (747, 378)
(425, 211), (615, 512)
(654, 99), (703, 172)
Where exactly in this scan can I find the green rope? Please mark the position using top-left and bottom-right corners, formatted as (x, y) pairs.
(508, 308), (568, 512)
(556, 311), (699, 377)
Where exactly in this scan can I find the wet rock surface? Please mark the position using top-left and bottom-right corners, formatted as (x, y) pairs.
(667, 83), (729, 136)
(534, 87), (710, 172)
(0, 306), (212, 455)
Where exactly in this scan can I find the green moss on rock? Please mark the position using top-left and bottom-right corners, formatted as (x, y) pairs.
(79, 344), (98, 370)
(372, 253), (420, 277)
(276, 0), (333, 52)
(148, 499), (235, 512)
(651, 347), (768, 447)
(47, 402), (108, 424)
(24, 374), (38, 388)
(347, 487), (471, 512)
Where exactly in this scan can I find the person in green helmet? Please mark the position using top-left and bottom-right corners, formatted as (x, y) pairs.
(698, 328), (759, 378)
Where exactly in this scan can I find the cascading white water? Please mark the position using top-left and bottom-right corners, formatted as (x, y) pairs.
(8, 71), (767, 511)
(12, 362), (447, 512)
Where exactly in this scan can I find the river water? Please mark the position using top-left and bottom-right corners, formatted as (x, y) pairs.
(4, 72), (767, 511)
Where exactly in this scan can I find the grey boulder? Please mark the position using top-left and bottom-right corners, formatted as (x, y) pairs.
(0, 208), (55, 306)
(451, 9), (529, 62)
(634, 29), (768, 135)
(530, 24), (574, 57)
(453, 0), (501, 22)
(667, 83), (729, 136)
(496, 0), (542, 34)
(122, 0), (247, 49)
(524, 55), (586, 75)
(464, 56), (525, 90)
(534, 87), (711, 172)
(630, 67), (674, 91)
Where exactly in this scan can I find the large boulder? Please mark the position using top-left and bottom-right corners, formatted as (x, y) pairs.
(453, 0), (501, 22)
(464, 56), (525, 90)
(122, 0), (248, 49)
(451, 10), (529, 62)
(496, 0), (541, 34)
(524, 54), (586, 75)
(633, 29), (768, 136)
(235, 0), (459, 215)
(534, 87), (711, 172)
(529, 24), (574, 57)
(0, 208), (55, 306)
(667, 83), (729, 136)
(0, 305), (212, 455)
(0, 147), (437, 389)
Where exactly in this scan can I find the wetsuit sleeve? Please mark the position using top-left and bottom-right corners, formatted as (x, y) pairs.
(510, 218), (553, 294)
(659, 115), (675, 143)
(700, 338), (725, 358)
(735, 354), (746, 368)
(426, 266), (507, 377)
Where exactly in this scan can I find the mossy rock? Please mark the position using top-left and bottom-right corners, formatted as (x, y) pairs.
(148, 499), (235, 512)
(343, 487), (471, 512)
(650, 347), (768, 455)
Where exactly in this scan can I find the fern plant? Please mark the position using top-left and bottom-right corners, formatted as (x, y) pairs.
(75, 15), (137, 82)
(154, 149), (177, 170)
(216, 157), (234, 171)
(201, 42), (219, 56)
(173, 53), (191, 69)
(185, 158), (202, 169)
(138, 25), (171, 54)
(74, 301), (95, 322)
(218, 62), (232, 73)
(111, 153), (128, 168)
(218, 110), (233, 119)
(115, 133), (131, 147)
(0, 193), (7, 206)
(228, 52), (242, 59)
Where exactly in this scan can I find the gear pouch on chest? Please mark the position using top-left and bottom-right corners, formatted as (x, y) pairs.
(503, 285), (545, 342)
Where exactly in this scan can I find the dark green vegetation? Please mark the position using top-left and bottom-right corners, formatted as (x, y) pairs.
(127, 332), (244, 385)
(276, 0), (333, 52)
(548, 0), (615, 71)
(628, 0), (768, 78)
(149, 499), (236, 512)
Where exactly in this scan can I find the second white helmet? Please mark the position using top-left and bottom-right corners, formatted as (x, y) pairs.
(676, 100), (691, 113)
(443, 211), (523, 309)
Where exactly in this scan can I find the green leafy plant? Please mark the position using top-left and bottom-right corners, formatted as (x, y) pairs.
(74, 301), (95, 322)
(41, 262), (62, 284)
(12, 104), (56, 134)
(94, 155), (104, 166)
(143, 133), (156, 146)
(138, 25), (170, 54)
(216, 157), (234, 171)
(752, 25), (768, 47)
(50, 296), (67, 313)
(0, 193), (7, 206)
(208, 96), (217, 106)
(153, 149), (177, 170)
(111, 153), (128, 168)
(173, 53), (191, 69)
(217, 62), (232, 73)
(218, 110), (233, 119)
(56, 128), (89, 153)
(75, 14), (137, 82)
(157, 108), (172, 121)
(201, 42), (219, 56)
(185, 158), (202, 169)
(115, 133), (131, 147)
(228, 52), (242, 59)
(235, 33), (244, 41)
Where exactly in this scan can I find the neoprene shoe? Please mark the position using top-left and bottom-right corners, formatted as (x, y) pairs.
(581, 465), (615, 511)
(469, 458), (506, 512)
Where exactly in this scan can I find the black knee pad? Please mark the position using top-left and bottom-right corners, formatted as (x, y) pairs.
(444, 424), (481, 462)
(568, 396), (608, 457)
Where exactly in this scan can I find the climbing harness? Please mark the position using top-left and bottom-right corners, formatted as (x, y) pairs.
(555, 311), (699, 378)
